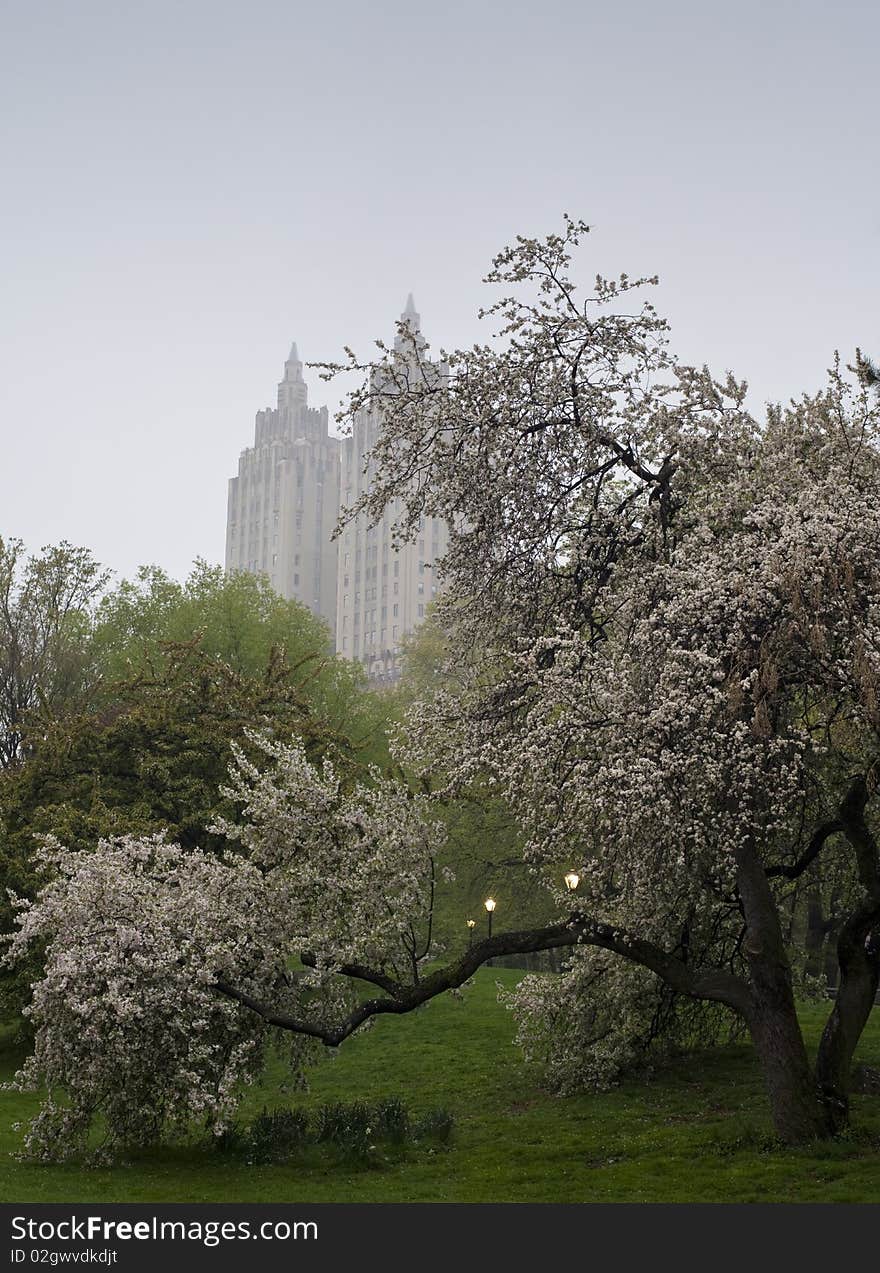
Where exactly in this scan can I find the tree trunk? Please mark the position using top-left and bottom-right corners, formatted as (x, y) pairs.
(735, 839), (838, 1142)
(815, 916), (880, 1121)
(747, 989), (838, 1142)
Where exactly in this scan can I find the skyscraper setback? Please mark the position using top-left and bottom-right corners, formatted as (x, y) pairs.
(224, 299), (447, 680)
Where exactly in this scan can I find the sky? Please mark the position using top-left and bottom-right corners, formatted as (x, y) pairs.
(1, 0), (878, 585)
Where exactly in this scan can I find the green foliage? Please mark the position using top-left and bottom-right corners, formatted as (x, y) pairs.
(411, 1107), (455, 1144)
(0, 537), (108, 769)
(388, 607), (557, 952)
(216, 1107), (309, 1164)
(313, 1100), (374, 1158)
(393, 609), (455, 701)
(94, 561), (329, 682)
(369, 1095), (411, 1144)
(91, 561), (391, 766)
(215, 1097), (442, 1165)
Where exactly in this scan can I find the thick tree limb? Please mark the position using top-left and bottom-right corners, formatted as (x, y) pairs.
(215, 914), (751, 1048)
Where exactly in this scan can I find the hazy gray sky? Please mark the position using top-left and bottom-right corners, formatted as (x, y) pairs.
(2, 0), (877, 585)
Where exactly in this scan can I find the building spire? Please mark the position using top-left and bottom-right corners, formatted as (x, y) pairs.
(278, 339), (307, 411)
(395, 294), (422, 353)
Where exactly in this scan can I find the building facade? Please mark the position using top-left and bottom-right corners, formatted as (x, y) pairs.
(224, 344), (340, 633)
(225, 298), (447, 680)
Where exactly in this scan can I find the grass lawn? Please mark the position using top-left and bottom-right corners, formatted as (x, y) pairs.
(1, 968), (879, 1203)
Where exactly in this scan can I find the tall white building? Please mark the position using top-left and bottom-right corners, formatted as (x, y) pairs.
(335, 295), (449, 682)
(225, 299), (447, 681)
(224, 344), (340, 633)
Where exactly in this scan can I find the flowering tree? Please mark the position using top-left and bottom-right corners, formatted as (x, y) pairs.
(4, 733), (445, 1161)
(314, 219), (880, 1144)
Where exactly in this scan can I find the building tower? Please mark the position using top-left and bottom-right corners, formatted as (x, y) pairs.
(335, 296), (449, 682)
(224, 345), (340, 634)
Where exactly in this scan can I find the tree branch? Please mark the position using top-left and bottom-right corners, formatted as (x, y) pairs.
(765, 818), (844, 880)
(215, 915), (751, 1048)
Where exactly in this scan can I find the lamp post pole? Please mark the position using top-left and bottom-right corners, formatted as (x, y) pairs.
(484, 897), (496, 939)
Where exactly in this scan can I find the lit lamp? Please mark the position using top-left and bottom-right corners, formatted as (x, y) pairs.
(564, 871), (580, 893)
(484, 896), (496, 938)
(466, 918), (476, 947)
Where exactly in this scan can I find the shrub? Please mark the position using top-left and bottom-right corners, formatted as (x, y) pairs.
(313, 1100), (373, 1158)
(215, 1098), (453, 1164)
(371, 1096), (410, 1144)
(412, 1107), (454, 1144)
(216, 1106), (308, 1164)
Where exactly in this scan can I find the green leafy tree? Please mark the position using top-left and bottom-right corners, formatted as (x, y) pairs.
(0, 538), (108, 768)
(92, 561), (390, 767)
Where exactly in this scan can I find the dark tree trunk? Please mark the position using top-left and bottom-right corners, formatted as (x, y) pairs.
(815, 916), (880, 1121)
(816, 776), (880, 1118)
(735, 840), (838, 1142)
(747, 977), (838, 1142)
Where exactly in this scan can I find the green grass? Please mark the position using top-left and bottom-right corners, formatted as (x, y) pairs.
(1, 970), (879, 1202)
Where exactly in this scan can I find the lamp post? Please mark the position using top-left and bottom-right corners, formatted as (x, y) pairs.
(466, 918), (476, 947)
(484, 896), (496, 939)
(564, 871), (580, 893)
